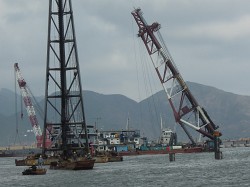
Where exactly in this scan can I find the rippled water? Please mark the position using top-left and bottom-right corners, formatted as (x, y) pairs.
(0, 147), (249, 187)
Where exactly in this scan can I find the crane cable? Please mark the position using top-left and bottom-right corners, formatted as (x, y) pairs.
(131, 14), (162, 137)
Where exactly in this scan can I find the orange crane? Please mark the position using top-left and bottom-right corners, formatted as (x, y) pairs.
(131, 8), (222, 159)
(14, 63), (51, 148)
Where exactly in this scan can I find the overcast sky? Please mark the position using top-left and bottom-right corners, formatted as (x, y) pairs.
(1, 0), (250, 101)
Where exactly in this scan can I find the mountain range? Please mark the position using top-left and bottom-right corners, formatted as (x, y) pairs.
(0, 81), (249, 146)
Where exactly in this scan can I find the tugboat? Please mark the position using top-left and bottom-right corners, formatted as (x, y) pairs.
(22, 165), (47, 175)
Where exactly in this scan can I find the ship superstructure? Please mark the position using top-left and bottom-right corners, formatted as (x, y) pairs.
(160, 128), (173, 146)
(92, 130), (141, 153)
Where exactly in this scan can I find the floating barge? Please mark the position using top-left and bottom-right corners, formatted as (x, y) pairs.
(50, 157), (95, 170)
(0, 150), (14, 157)
(117, 146), (203, 156)
(15, 156), (59, 166)
(108, 155), (123, 162)
(94, 155), (109, 163)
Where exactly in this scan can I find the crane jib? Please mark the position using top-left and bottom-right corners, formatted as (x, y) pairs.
(131, 8), (222, 142)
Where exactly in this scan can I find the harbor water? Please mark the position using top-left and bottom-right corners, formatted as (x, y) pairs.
(0, 147), (249, 187)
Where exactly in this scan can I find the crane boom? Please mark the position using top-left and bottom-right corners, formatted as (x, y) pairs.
(14, 63), (50, 148)
(131, 8), (222, 159)
(42, 0), (90, 158)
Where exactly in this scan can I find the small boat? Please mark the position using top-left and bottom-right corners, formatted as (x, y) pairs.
(22, 166), (47, 175)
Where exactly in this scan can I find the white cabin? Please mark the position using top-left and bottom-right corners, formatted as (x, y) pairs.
(160, 128), (173, 146)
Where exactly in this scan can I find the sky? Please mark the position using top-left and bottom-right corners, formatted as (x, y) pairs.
(1, 0), (250, 102)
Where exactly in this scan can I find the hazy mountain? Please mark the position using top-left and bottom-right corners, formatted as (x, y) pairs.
(0, 82), (250, 146)
(0, 88), (18, 117)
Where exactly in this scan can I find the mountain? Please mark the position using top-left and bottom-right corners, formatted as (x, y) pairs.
(187, 82), (250, 139)
(0, 88), (19, 117)
(0, 82), (250, 146)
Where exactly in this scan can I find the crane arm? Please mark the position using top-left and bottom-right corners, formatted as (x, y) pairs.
(131, 8), (221, 142)
(14, 63), (51, 148)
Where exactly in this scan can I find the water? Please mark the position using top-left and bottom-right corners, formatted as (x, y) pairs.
(0, 147), (249, 187)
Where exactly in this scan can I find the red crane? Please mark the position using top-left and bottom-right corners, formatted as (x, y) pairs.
(14, 63), (51, 148)
(131, 8), (222, 159)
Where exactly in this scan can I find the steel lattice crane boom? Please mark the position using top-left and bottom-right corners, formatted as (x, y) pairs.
(14, 63), (51, 148)
(42, 0), (90, 159)
(131, 8), (222, 159)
